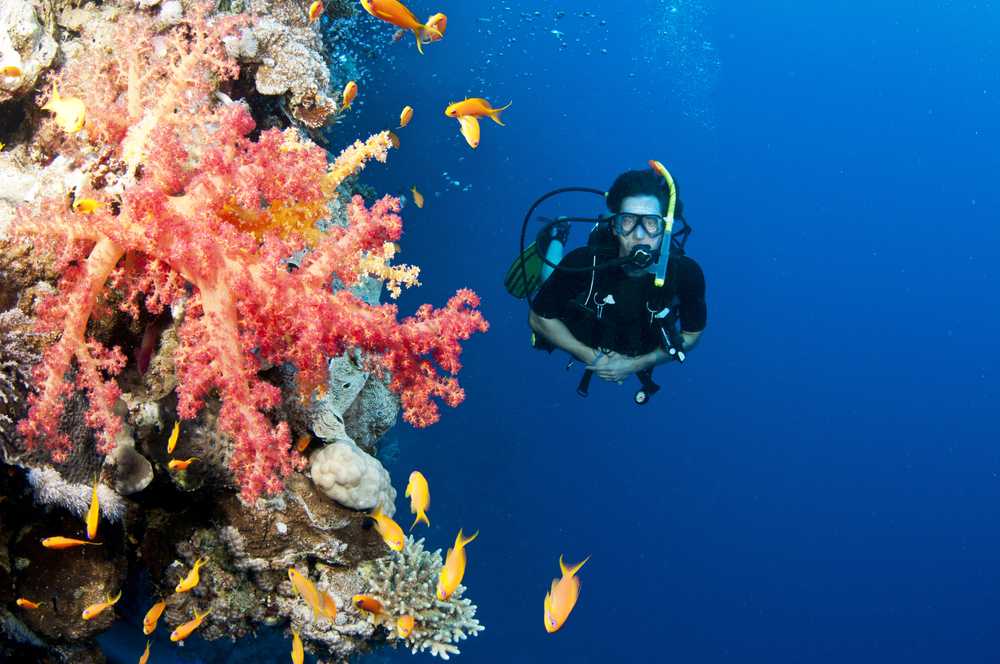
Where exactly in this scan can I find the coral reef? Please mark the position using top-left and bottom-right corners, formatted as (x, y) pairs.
(0, 1), (487, 661)
(8, 2), (487, 501)
(360, 536), (484, 660)
(0, 0), (58, 103)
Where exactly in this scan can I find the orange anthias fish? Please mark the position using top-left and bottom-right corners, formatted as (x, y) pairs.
(368, 506), (405, 551)
(295, 433), (311, 453)
(457, 115), (480, 149)
(1, 65), (22, 78)
(352, 594), (383, 615)
(168, 457), (199, 471)
(86, 476), (100, 540)
(291, 628), (304, 664)
(436, 529), (478, 600)
(410, 186), (424, 209)
(167, 421), (180, 454)
(423, 12), (447, 43)
(16, 598), (41, 609)
(82, 589), (122, 620)
(175, 557), (208, 593)
(288, 568), (323, 619)
(405, 470), (430, 530)
(170, 608), (211, 642)
(543, 554), (590, 633)
(398, 105), (413, 128)
(342, 80), (357, 110)
(41, 83), (86, 133)
(396, 613), (415, 638)
(41, 536), (102, 549)
(444, 98), (512, 126)
(360, 0), (442, 55)
(307, 0), (324, 22)
(138, 640), (151, 664)
(319, 589), (338, 619)
(143, 599), (167, 635)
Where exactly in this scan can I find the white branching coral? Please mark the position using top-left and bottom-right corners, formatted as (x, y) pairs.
(359, 536), (484, 660)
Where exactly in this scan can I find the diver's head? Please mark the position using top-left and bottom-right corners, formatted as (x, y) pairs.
(606, 168), (672, 276)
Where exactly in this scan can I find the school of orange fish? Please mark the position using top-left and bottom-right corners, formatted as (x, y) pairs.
(12, 0), (586, 661)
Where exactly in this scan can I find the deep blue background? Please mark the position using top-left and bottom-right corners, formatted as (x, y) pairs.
(99, 1), (1000, 662)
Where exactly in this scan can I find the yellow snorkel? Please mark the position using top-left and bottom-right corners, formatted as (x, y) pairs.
(647, 159), (676, 287)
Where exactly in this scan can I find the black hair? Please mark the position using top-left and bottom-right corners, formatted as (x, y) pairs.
(605, 168), (678, 215)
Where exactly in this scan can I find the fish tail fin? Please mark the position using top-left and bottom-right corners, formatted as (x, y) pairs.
(456, 529), (478, 549)
(489, 101), (512, 126)
(413, 29), (425, 55)
(409, 511), (429, 531)
(559, 554), (591, 578)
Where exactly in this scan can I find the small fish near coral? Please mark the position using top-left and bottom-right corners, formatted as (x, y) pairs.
(405, 470), (430, 530)
(437, 529), (478, 600)
(543, 554), (590, 633)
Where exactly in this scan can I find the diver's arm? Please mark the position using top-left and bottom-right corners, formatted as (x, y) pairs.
(528, 311), (599, 364)
(631, 329), (704, 371)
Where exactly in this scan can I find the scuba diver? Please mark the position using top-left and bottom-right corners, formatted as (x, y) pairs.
(504, 161), (707, 405)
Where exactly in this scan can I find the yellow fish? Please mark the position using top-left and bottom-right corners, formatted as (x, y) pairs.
(295, 433), (311, 453)
(138, 640), (151, 664)
(398, 105), (413, 128)
(457, 115), (480, 149)
(361, 0), (443, 55)
(342, 80), (357, 110)
(72, 198), (103, 214)
(319, 589), (338, 619)
(175, 556), (208, 593)
(368, 506), (405, 551)
(352, 594), (383, 615)
(543, 554), (590, 633)
(308, 0), (323, 22)
(143, 599), (167, 635)
(170, 608), (211, 642)
(444, 98), (512, 126)
(422, 12), (447, 43)
(82, 589), (122, 620)
(168, 456), (199, 471)
(396, 613), (414, 638)
(291, 628), (304, 664)
(41, 536), (102, 549)
(1, 65), (22, 78)
(167, 421), (179, 454)
(405, 470), (430, 530)
(41, 83), (86, 133)
(288, 568), (323, 619)
(16, 598), (41, 609)
(86, 476), (100, 540)
(436, 529), (477, 600)
(410, 186), (424, 209)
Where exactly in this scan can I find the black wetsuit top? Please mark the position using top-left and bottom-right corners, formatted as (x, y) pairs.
(530, 247), (707, 356)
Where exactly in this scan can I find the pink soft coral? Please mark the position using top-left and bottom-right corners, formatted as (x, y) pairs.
(12, 5), (488, 501)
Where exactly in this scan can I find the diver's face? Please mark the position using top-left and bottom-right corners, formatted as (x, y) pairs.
(614, 195), (663, 269)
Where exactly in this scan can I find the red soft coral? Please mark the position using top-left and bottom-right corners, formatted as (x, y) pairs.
(11, 5), (488, 501)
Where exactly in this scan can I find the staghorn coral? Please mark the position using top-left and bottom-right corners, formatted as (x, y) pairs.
(360, 536), (484, 660)
(8, 3), (488, 502)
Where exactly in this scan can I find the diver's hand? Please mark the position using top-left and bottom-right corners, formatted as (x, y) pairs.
(585, 351), (636, 384)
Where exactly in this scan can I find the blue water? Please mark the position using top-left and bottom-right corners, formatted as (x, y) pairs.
(101, 1), (1000, 662)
